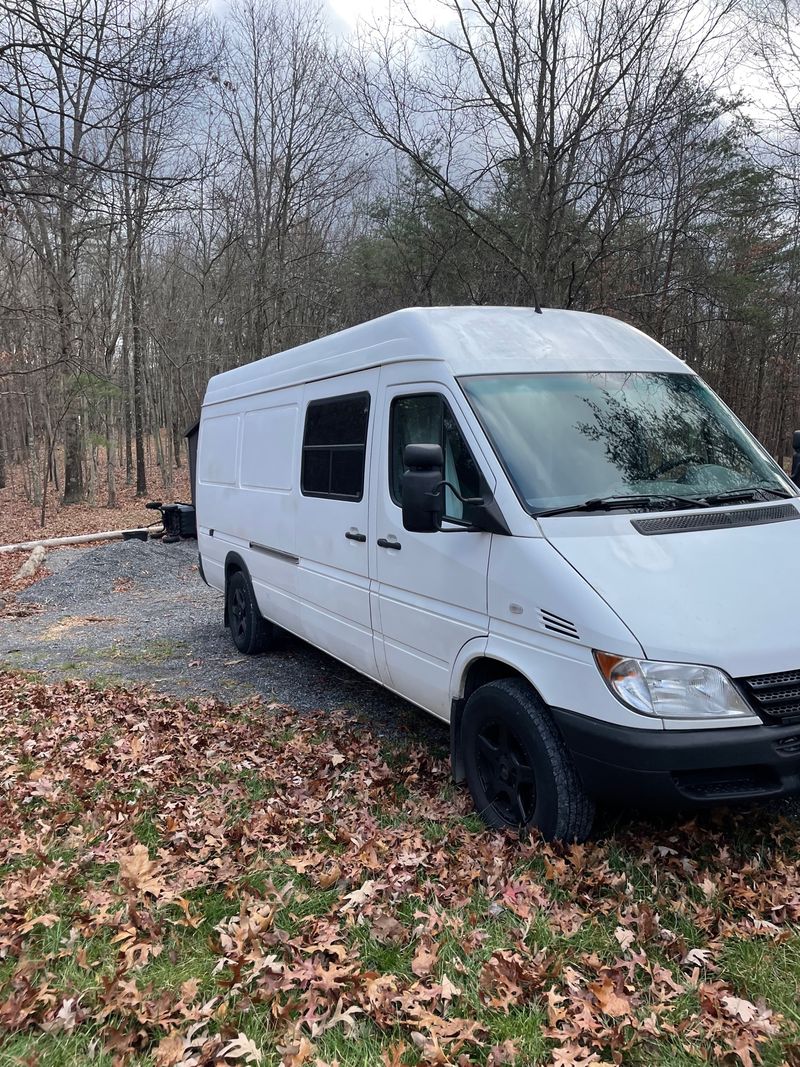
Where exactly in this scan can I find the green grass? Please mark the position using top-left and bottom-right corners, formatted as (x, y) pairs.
(722, 937), (800, 1024)
(0, 1031), (122, 1067)
(105, 638), (189, 664)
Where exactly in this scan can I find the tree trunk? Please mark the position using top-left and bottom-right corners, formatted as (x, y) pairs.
(58, 289), (84, 505)
(132, 324), (147, 497)
(128, 251), (148, 498)
(172, 398), (182, 469)
(124, 335), (134, 487)
(106, 396), (117, 508)
(62, 409), (84, 504)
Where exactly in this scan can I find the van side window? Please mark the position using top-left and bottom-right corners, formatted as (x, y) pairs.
(301, 393), (370, 500)
(390, 394), (481, 521)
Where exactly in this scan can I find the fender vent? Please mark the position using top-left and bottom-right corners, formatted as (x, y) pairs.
(632, 503), (798, 536)
(540, 609), (580, 640)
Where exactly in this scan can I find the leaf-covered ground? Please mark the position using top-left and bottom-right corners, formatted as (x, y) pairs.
(1, 673), (800, 1066)
(0, 553), (49, 599)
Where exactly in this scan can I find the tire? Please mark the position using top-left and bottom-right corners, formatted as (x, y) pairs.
(461, 678), (594, 842)
(226, 569), (274, 655)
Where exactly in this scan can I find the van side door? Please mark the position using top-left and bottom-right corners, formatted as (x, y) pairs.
(370, 371), (494, 717)
(295, 370), (380, 679)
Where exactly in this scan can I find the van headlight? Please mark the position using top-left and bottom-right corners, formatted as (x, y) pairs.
(594, 652), (752, 720)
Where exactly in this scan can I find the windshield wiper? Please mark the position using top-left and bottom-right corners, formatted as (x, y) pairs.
(534, 494), (708, 518)
(704, 485), (795, 506)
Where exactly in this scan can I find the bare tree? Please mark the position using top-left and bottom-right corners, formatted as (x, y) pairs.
(0, 0), (132, 504)
(111, 0), (212, 495)
(215, 0), (367, 359)
(345, 0), (738, 307)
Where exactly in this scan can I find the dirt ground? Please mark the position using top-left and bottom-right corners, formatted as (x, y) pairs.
(0, 538), (446, 750)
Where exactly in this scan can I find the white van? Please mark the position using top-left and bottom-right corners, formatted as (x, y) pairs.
(196, 306), (800, 841)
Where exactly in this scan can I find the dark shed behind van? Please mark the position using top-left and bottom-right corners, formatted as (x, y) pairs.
(185, 420), (200, 506)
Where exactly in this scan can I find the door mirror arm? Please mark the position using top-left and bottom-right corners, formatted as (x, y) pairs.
(426, 480), (484, 507)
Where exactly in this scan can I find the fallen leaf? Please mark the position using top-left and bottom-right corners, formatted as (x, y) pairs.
(683, 947), (713, 968)
(411, 937), (439, 977)
(590, 976), (633, 1018)
(342, 879), (380, 910)
(722, 995), (759, 1023)
(40, 998), (79, 1034)
(118, 843), (165, 897)
(153, 1033), (185, 1066)
(614, 926), (635, 951)
(371, 913), (406, 943)
(221, 1032), (263, 1063)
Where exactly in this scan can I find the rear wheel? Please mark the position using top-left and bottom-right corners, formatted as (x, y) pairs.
(461, 678), (594, 842)
(226, 569), (274, 655)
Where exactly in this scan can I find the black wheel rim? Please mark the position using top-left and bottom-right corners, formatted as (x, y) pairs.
(475, 719), (536, 826)
(231, 585), (248, 642)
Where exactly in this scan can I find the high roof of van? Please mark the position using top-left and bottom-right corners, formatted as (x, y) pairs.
(203, 306), (690, 406)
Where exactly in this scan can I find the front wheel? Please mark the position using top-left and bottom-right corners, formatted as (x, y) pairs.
(461, 678), (594, 842)
(226, 569), (274, 655)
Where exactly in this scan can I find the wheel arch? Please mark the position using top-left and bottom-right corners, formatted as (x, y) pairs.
(223, 550), (252, 628)
(449, 649), (541, 784)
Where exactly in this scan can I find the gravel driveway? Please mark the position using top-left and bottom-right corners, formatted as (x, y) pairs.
(0, 539), (446, 749)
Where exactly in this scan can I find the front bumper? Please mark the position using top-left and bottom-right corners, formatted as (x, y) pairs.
(552, 707), (800, 807)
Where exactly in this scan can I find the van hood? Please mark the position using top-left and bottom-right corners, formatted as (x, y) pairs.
(539, 503), (800, 678)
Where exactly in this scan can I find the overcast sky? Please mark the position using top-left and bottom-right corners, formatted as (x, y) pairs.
(207, 0), (785, 125)
(322, 0), (777, 118)
(328, 0), (444, 25)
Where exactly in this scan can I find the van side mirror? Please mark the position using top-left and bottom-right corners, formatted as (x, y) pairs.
(794, 430), (800, 452)
(401, 444), (444, 532)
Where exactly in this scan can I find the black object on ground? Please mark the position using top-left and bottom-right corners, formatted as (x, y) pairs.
(146, 500), (197, 542)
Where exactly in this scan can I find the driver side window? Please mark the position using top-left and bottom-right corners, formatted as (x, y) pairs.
(390, 394), (482, 522)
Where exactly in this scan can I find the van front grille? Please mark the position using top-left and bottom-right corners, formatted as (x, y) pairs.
(737, 669), (800, 725)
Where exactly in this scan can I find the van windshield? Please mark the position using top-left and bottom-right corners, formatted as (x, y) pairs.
(460, 372), (794, 513)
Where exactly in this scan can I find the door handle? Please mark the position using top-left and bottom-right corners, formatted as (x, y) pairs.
(345, 530), (366, 542)
(377, 537), (401, 550)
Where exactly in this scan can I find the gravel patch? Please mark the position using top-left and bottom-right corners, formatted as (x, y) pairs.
(39, 544), (110, 578)
(2, 539), (445, 750)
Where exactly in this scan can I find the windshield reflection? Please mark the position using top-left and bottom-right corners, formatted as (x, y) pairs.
(461, 372), (793, 512)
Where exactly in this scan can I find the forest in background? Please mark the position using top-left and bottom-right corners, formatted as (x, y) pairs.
(1, 0), (800, 515)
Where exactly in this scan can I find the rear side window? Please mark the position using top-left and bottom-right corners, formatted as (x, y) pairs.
(301, 393), (370, 500)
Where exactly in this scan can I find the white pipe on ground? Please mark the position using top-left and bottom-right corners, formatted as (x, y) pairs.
(0, 527), (163, 554)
